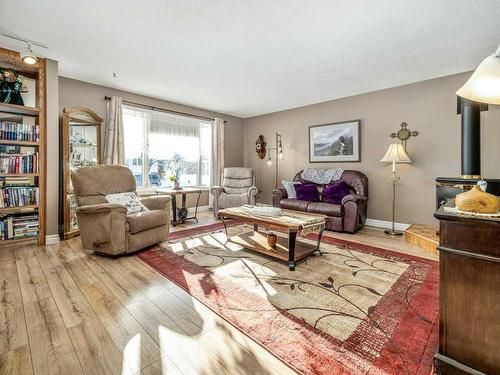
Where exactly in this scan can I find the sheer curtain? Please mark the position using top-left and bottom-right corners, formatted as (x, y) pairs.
(210, 117), (224, 207)
(123, 105), (212, 188)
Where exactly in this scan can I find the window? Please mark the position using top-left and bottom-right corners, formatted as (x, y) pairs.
(123, 105), (212, 189)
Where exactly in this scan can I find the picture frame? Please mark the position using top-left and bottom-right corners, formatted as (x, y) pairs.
(308, 120), (361, 163)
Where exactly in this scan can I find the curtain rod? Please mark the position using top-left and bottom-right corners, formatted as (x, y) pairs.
(104, 96), (226, 123)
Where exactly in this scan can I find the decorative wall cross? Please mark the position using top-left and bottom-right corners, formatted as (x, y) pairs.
(390, 122), (419, 149)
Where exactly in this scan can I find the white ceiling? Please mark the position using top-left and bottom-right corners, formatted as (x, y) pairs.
(1, 1), (500, 118)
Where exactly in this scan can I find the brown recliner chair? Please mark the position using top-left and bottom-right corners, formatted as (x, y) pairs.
(71, 165), (171, 255)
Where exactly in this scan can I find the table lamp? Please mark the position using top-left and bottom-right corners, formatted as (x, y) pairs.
(380, 143), (412, 236)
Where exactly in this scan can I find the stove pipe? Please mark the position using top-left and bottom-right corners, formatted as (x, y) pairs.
(459, 98), (481, 179)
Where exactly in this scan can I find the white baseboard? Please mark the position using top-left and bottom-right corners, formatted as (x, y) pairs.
(45, 234), (60, 245)
(365, 218), (410, 232)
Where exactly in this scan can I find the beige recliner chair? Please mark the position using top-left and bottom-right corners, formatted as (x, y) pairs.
(210, 167), (258, 216)
(71, 165), (171, 256)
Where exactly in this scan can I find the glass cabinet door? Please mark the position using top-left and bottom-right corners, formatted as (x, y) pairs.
(60, 107), (102, 239)
(68, 122), (99, 231)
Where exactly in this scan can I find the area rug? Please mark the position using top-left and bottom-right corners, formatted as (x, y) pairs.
(138, 223), (439, 375)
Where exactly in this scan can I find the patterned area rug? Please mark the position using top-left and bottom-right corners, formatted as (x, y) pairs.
(138, 223), (439, 375)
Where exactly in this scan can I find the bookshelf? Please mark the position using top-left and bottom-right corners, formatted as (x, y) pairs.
(59, 107), (102, 239)
(0, 47), (46, 246)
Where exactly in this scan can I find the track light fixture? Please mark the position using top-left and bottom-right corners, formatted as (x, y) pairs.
(0, 32), (48, 65)
(20, 43), (38, 65)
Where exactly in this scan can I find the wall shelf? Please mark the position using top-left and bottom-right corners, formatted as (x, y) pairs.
(0, 205), (38, 213)
(0, 236), (38, 246)
(0, 140), (39, 147)
(0, 102), (40, 117)
(0, 173), (39, 177)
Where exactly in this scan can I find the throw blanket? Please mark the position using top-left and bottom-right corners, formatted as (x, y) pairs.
(301, 168), (344, 184)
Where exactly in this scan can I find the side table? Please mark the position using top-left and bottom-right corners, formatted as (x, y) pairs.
(155, 187), (208, 226)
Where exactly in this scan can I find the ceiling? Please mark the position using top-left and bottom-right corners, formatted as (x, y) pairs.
(1, 0), (499, 118)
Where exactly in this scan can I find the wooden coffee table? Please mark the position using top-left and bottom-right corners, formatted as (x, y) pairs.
(218, 207), (326, 270)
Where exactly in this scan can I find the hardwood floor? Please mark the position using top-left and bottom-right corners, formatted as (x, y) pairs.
(0, 211), (437, 375)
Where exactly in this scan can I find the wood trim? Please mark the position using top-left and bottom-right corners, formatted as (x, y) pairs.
(0, 102), (40, 116)
(0, 205), (38, 213)
(0, 236), (38, 246)
(63, 107), (103, 122)
(0, 140), (39, 146)
(37, 58), (46, 245)
(437, 245), (500, 263)
(434, 353), (488, 375)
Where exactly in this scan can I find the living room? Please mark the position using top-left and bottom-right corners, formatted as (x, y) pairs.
(0, 1), (499, 374)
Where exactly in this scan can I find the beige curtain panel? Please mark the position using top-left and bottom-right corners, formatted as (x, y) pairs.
(104, 96), (125, 165)
(210, 117), (225, 207)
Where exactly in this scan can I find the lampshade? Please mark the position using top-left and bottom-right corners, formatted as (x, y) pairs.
(380, 143), (412, 164)
(456, 45), (500, 105)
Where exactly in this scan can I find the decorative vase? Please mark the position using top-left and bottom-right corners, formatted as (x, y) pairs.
(173, 181), (181, 190)
(267, 232), (277, 248)
(455, 185), (500, 213)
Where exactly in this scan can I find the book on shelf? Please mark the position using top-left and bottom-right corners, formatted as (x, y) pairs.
(0, 186), (39, 208)
(0, 213), (39, 241)
(0, 152), (38, 174)
(0, 121), (40, 142)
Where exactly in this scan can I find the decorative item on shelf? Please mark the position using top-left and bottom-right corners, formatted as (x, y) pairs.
(380, 143), (412, 236)
(455, 185), (499, 213)
(266, 133), (284, 189)
(0, 68), (26, 106)
(255, 135), (267, 159)
(390, 121), (419, 150)
(309, 120), (360, 163)
(267, 232), (277, 248)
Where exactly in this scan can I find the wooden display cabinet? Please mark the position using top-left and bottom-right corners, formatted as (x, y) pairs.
(0, 47), (46, 246)
(59, 107), (102, 239)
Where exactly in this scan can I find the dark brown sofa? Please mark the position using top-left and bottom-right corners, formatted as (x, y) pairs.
(272, 170), (368, 233)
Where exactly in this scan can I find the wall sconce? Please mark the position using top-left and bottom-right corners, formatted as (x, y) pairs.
(266, 133), (283, 188)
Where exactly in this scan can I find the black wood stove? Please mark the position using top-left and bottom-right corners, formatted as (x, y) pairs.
(436, 97), (500, 209)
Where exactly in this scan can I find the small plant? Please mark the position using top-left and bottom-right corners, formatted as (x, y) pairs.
(169, 175), (178, 182)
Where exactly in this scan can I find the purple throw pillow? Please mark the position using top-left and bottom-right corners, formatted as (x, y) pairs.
(295, 183), (320, 202)
(323, 181), (351, 204)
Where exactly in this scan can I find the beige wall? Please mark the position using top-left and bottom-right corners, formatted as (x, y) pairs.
(243, 72), (500, 225)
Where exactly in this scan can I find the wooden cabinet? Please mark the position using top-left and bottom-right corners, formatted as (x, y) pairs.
(0, 47), (46, 246)
(59, 107), (102, 239)
(434, 204), (500, 374)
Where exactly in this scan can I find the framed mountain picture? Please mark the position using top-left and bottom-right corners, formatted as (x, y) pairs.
(309, 120), (360, 162)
